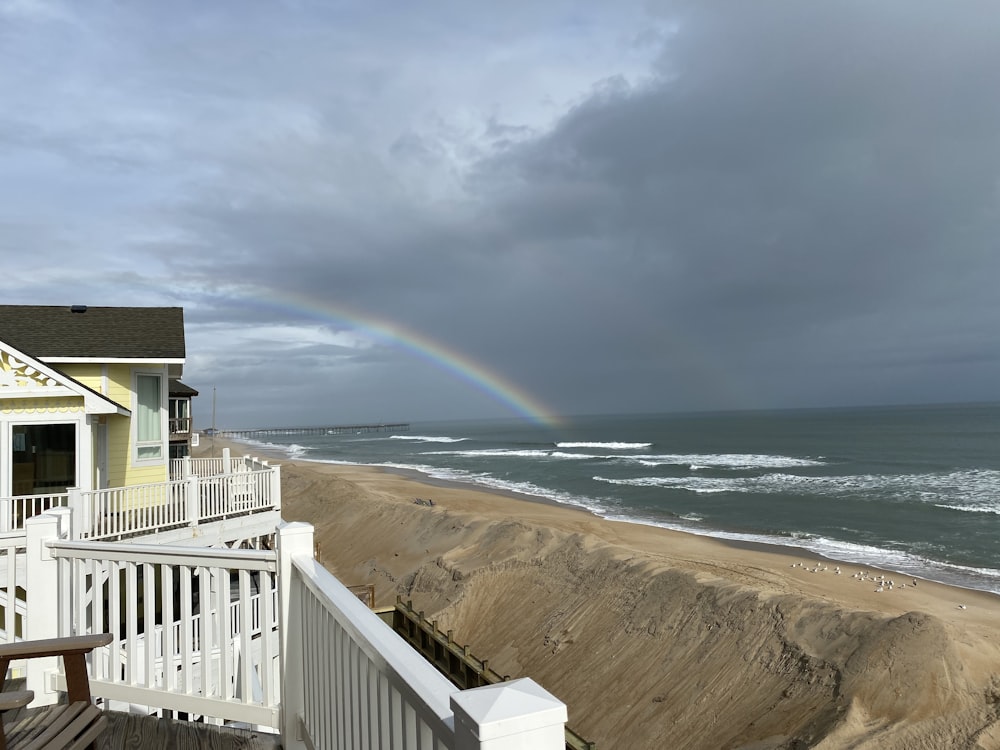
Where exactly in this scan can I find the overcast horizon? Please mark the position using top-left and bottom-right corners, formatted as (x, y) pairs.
(3, 1), (999, 429)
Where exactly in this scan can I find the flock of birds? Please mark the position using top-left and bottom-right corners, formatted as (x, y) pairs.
(788, 561), (969, 610)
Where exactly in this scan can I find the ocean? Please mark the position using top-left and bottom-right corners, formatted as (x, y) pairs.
(233, 402), (1000, 595)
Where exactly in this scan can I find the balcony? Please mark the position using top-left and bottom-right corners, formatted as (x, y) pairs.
(0, 455), (568, 749)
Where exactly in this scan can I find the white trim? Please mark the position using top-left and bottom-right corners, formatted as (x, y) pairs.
(39, 357), (185, 365)
(130, 367), (168, 467)
(4, 417), (83, 496)
(0, 340), (125, 415)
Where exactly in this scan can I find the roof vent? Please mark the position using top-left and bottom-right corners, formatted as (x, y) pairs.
(70, 305), (88, 314)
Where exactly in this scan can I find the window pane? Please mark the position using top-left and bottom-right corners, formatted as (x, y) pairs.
(138, 445), (162, 460)
(137, 374), (161, 444)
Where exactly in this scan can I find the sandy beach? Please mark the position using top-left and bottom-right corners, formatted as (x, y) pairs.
(209, 439), (1000, 748)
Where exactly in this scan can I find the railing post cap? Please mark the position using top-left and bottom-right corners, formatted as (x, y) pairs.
(278, 521), (314, 534)
(24, 513), (60, 530)
(450, 678), (567, 741)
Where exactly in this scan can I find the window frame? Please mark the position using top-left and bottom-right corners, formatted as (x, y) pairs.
(132, 368), (167, 466)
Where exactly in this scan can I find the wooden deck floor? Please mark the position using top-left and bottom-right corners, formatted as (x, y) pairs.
(96, 712), (282, 750)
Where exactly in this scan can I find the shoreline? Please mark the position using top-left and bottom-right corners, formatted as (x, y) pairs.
(206, 436), (1000, 747)
(370, 459), (1000, 599)
(220, 436), (1000, 598)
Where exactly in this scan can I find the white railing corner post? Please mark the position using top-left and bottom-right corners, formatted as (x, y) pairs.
(182, 454), (193, 479)
(187, 476), (200, 528)
(24, 513), (63, 706)
(67, 487), (85, 540)
(45, 508), (75, 637)
(222, 447), (232, 474)
(451, 678), (568, 750)
(276, 522), (314, 750)
(271, 464), (282, 512)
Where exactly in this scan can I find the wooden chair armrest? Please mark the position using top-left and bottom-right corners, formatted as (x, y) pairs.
(0, 691), (33, 713)
(0, 634), (112, 660)
(0, 634), (112, 706)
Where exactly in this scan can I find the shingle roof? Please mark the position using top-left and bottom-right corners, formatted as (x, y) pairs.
(170, 379), (199, 396)
(0, 305), (186, 359)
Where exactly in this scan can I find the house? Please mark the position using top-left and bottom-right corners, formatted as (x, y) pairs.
(0, 304), (185, 497)
(0, 304), (568, 749)
(169, 379), (199, 461)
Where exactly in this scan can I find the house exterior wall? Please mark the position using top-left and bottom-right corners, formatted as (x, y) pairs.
(60, 363), (169, 487)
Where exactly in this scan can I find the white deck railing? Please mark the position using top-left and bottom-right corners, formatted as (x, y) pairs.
(16, 515), (567, 749)
(0, 452), (279, 541)
(278, 523), (568, 750)
(0, 532), (26, 641)
(170, 452), (274, 481)
(0, 493), (68, 533)
(46, 523), (281, 728)
(279, 525), (456, 748)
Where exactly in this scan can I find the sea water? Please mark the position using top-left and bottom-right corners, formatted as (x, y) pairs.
(232, 402), (1000, 594)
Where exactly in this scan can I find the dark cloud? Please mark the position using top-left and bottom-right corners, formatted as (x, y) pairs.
(1, 1), (998, 425)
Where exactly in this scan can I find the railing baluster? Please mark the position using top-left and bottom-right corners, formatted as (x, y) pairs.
(180, 566), (194, 696)
(108, 560), (122, 683)
(143, 562), (155, 688)
(162, 564), (175, 691)
(239, 570), (253, 703)
(198, 566), (213, 701)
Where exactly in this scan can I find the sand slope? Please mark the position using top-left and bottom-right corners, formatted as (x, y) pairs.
(270, 453), (1000, 749)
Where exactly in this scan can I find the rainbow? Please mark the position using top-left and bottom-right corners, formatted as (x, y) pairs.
(239, 293), (563, 428)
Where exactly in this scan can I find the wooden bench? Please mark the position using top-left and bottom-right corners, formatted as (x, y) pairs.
(0, 633), (113, 750)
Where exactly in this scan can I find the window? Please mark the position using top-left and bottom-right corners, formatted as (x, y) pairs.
(11, 423), (77, 495)
(169, 397), (191, 434)
(136, 373), (162, 460)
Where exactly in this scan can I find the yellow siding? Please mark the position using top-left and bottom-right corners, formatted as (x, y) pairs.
(61, 363), (169, 487)
(59, 364), (104, 398)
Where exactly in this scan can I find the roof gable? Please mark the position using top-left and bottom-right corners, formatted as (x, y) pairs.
(0, 305), (185, 360)
(0, 340), (126, 414)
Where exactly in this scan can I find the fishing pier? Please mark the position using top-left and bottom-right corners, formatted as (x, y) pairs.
(215, 423), (410, 438)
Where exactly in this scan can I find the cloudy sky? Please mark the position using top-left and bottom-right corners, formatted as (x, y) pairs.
(2, 1), (999, 428)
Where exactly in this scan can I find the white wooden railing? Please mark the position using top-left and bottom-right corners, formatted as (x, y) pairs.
(0, 451), (279, 541)
(76, 462), (278, 542)
(277, 523), (568, 750)
(0, 531), (26, 641)
(0, 493), (68, 533)
(42, 514), (281, 728)
(170, 451), (274, 481)
(279, 524), (455, 748)
(15, 515), (568, 749)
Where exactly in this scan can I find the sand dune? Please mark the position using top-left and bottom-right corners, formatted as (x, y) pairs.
(228, 442), (1000, 748)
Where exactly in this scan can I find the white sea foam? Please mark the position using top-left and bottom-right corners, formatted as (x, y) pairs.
(389, 435), (468, 443)
(423, 449), (597, 459)
(592, 468), (1000, 513)
(556, 442), (652, 450)
(421, 449), (824, 472)
(629, 453), (825, 469)
(228, 436), (314, 458)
